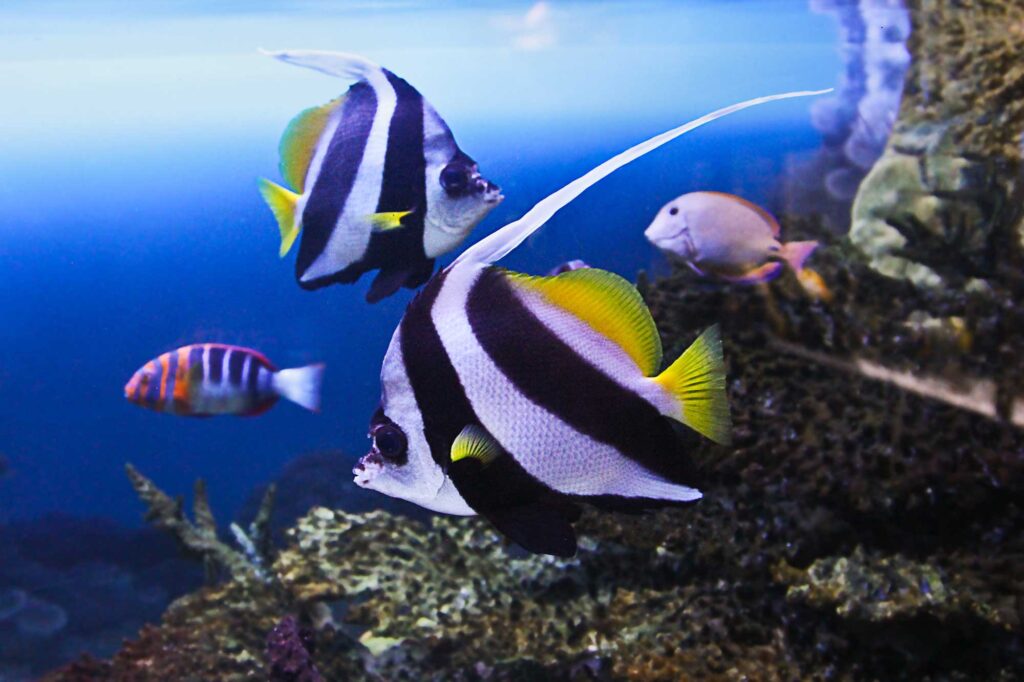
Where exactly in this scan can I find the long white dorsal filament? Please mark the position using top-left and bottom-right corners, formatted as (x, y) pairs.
(454, 88), (833, 268)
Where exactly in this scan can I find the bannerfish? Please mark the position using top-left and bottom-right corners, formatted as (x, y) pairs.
(125, 344), (324, 416)
(644, 191), (818, 284)
(353, 88), (830, 556)
(258, 50), (504, 303)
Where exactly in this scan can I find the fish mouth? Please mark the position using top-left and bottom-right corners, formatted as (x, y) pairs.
(646, 226), (695, 258)
(474, 176), (504, 205)
(353, 451), (384, 487)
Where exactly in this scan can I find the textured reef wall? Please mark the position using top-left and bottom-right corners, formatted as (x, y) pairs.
(41, 1), (1024, 679)
(849, 0), (1024, 287)
(44, 211), (1024, 680)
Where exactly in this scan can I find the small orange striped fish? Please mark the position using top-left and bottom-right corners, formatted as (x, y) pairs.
(124, 344), (324, 416)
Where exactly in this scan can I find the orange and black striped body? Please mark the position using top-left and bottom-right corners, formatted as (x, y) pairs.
(125, 344), (279, 416)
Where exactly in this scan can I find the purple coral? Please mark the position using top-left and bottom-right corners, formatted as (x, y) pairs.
(265, 615), (323, 682)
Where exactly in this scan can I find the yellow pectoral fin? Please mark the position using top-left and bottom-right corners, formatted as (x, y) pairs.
(507, 268), (663, 376)
(258, 178), (301, 257)
(368, 210), (413, 232)
(450, 424), (502, 466)
(654, 325), (732, 445)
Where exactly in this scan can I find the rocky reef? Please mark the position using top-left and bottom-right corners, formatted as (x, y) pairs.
(36, 2), (1024, 677)
(848, 0), (1024, 287)
(43, 208), (1024, 679)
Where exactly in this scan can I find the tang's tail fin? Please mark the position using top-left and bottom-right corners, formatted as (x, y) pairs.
(654, 326), (731, 445)
(260, 49), (383, 82)
(779, 240), (818, 273)
(272, 363), (325, 413)
(258, 178), (301, 257)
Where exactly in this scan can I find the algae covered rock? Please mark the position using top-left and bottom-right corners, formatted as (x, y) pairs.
(774, 546), (1007, 626)
(849, 0), (1024, 287)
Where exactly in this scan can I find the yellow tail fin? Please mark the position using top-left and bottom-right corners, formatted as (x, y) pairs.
(258, 178), (301, 257)
(654, 325), (732, 445)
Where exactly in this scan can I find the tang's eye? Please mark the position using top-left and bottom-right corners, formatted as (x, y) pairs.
(440, 164), (470, 195)
(372, 423), (408, 463)
(668, 206), (679, 216)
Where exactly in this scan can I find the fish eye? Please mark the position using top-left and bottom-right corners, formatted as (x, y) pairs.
(668, 206), (679, 216)
(372, 423), (408, 463)
(440, 164), (470, 195)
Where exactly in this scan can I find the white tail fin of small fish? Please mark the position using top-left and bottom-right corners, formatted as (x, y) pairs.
(260, 48), (384, 82)
(453, 88), (832, 269)
(272, 363), (325, 413)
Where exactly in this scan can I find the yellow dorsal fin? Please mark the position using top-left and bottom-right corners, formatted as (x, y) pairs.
(279, 96), (344, 192)
(653, 325), (732, 445)
(508, 268), (663, 376)
(450, 424), (502, 466)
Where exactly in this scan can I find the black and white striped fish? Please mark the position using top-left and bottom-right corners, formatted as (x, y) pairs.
(353, 88), (831, 556)
(259, 50), (503, 303)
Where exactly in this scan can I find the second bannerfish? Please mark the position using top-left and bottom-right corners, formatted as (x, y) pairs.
(259, 50), (504, 303)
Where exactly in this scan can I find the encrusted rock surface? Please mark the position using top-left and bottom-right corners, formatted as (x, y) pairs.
(849, 0), (1024, 286)
(37, 3), (1024, 672)
(44, 214), (1024, 680)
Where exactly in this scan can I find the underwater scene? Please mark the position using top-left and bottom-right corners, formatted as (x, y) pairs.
(2, 0), (1023, 679)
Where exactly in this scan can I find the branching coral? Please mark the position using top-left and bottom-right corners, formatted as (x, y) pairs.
(124, 464), (275, 584)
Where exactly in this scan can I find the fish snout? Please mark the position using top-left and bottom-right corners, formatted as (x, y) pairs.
(353, 450), (384, 486)
(124, 371), (144, 403)
(476, 178), (504, 205)
(646, 222), (696, 259)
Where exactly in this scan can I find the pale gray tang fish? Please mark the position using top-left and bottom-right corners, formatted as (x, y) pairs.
(259, 50), (504, 303)
(644, 191), (818, 284)
(353, 88), (831, 556)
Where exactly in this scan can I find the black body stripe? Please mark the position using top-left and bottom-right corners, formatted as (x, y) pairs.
(144, 362), (161, 405)
(398, 271), (475, 468)
(299, 71), (436, 295)
(466, 267), (700, 489)
(297, 81), (377, 282)
(165, 350), (178, 402)
(246, 356), (261, 398)
(228, 350), (246, 387)
(375, 72), (425, 237)
(208, 347), (226, 384)
(188, 346), (203, 376)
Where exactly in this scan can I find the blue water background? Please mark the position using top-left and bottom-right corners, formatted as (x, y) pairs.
(0, 1), (838, 526)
